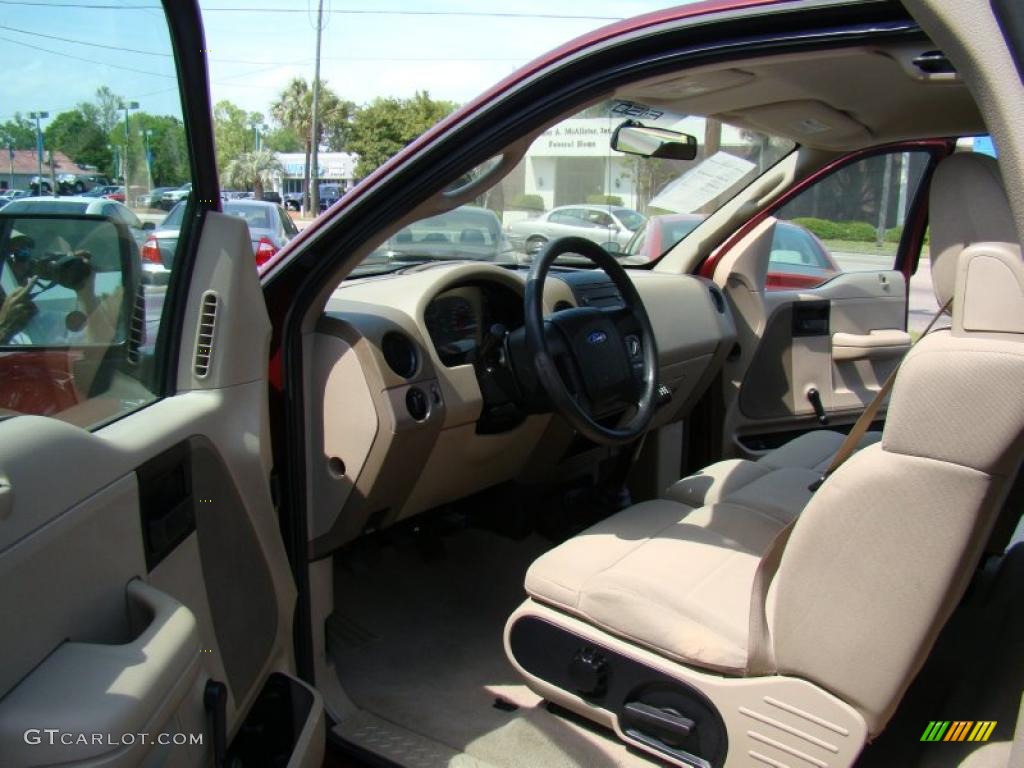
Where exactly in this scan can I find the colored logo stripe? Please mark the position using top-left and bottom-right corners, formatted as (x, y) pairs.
(920, 721), (996, 742)
(945, 721), (973, 741)
(968, 722), (997, 742)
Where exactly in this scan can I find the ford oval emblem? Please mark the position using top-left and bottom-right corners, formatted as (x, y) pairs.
(587, 330), (608, 345)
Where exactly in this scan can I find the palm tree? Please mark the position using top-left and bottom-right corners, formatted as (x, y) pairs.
(222, 149), (283, 200)
(270, 77), (346, 213)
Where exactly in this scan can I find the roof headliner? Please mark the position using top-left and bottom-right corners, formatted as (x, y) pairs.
(615, 43), (984, 151)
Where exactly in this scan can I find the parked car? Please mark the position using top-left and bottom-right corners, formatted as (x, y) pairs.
(506, 203), (646, 256)
(2, 195), (153, 251)
(54, 172), (109, 195)
(135, 186), (176, 208)
(80, 184), (121, 199)
(368, 205), (514, 265)
(102, 186), (126, 203)
(141, 198), (298, 283)
(624, 213), (840, 289)
(317, 183), (341, 212)
(0, 189), (29, 207)
(158, 181), (192, 210)
(262, 191), (282, 204)
(283, 191), (303, 211)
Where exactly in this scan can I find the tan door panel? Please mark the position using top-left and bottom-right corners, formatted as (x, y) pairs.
(716, 217), (907, 458)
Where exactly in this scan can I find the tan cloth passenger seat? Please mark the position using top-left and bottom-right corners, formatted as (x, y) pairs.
(663, 429), (881, 521)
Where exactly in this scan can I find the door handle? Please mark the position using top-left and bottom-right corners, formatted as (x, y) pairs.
(832, 330), (911, 361)
(0, 580), (201, 766)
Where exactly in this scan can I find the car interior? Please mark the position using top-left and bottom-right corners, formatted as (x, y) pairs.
(3, 3), (1024, 768)
(296, 31), (1024, 768)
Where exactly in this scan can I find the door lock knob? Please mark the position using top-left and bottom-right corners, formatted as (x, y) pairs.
(806, 388), (829, 425)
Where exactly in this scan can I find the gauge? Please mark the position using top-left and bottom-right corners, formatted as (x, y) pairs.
(425, 294), (479, 366)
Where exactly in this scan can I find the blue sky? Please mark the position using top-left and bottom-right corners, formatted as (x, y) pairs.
(0, 1), (686, 126)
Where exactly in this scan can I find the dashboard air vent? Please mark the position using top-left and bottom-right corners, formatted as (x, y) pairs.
(382, 331), (418, 379)
(193, 291), (219, 378)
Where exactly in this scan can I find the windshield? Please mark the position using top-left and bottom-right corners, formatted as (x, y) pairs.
(350, 100), (794, 274)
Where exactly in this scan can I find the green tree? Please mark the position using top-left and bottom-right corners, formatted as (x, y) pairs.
(45, 109), (111, 172)
(347, 91), (458, 178)
(270, 77), (348, 210)
(263, 125), (303, 153)
(0, 114), (36, 150)
(213, 100), (258, 175)
(107, 112), (189, 188)
(93, 86), (123, 134)
(222, 149), (283, 200)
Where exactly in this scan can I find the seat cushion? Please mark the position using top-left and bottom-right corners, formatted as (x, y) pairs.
(525, 499), (789, 673)
(662, 458), (770, 508)
(662, 429), (882, 514)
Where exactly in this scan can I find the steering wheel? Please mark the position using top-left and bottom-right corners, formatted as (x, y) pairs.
(524, 236), (658, 445)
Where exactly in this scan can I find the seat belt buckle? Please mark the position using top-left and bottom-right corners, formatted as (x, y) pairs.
(808, 475), (825, 492)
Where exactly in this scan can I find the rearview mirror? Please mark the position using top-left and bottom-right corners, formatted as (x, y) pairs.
(611, 120), (698, 161)
(0, 213), (136, 349)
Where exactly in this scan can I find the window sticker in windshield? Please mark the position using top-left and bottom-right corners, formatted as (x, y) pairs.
(650, 151), (757, 213)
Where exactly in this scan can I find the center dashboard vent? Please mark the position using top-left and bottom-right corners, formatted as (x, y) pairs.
(381, 331), (418, 379)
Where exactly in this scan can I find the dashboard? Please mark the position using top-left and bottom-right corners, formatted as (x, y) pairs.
(308, 261), (737, 558)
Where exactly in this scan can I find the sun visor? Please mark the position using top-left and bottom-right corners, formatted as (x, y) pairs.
(720, 100), (872, 149)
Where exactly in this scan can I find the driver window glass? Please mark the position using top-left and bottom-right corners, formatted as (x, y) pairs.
(0, 4), (194, 427)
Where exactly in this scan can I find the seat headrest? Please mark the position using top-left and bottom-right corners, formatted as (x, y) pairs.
(930, 153), (1018, 308)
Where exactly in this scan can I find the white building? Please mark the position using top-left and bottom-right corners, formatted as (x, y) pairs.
(516, 117), (751, 211)
(271, 151), (358, 196)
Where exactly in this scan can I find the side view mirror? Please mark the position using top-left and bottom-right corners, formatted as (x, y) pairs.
(0, 213), (137, 349)
(611, 119), (698, 160)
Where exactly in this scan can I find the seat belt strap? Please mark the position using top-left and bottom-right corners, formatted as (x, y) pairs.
(816, 297), (952, 486)
(747, 299), (951, 675)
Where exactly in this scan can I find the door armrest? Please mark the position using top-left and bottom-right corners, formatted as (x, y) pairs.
(0, 580), (201, 765)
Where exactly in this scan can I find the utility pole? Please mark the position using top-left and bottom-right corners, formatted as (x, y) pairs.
(28, 111), (48, 193)
(141, 128), (154, 193)
(309, 0), (325, 217)
(121, 100), (139, 190)
(876, 153), (894, 247)
(7, 140), (14, 191)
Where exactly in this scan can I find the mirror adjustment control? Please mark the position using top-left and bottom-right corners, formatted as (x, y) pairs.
(406, 387), (428, 421)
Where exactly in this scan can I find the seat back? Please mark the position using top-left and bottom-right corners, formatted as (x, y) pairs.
(768, 153), (1024, 735)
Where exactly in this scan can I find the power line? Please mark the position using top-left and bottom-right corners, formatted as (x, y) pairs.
(0, 34), (177, 78)
(0, 21), (306, 65)
(0, 0), (622, 19)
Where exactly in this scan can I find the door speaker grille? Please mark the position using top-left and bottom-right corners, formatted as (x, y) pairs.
(194, 291), (219, 377)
